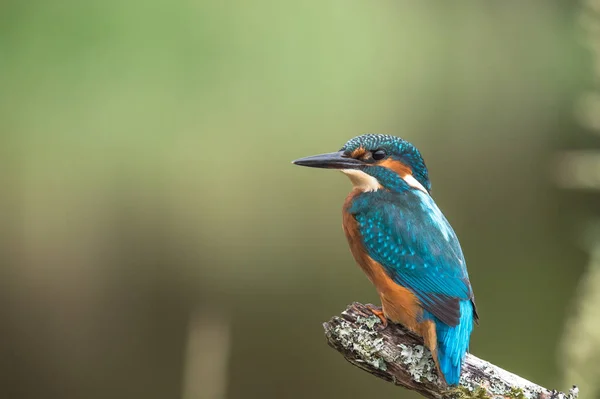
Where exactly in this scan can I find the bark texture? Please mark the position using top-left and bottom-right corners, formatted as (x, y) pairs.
(323, 302), (579, 399)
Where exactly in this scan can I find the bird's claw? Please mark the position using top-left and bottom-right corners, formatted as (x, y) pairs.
(365, 304), (388, 328)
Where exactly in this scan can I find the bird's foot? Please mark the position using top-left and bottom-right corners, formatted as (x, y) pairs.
(365, 304), (388, 328)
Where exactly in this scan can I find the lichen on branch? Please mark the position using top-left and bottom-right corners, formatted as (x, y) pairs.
(323, 302), (579, 399)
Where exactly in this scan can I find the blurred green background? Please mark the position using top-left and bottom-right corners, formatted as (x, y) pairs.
(0, 1), (596, 398)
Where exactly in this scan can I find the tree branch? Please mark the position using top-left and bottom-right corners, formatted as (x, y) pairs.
(323, 302), (579, 399)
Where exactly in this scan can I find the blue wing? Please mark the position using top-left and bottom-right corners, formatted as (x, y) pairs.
(349, 190), (476, 326)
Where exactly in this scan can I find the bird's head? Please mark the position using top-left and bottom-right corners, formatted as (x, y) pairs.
(293, 134), (431, 194)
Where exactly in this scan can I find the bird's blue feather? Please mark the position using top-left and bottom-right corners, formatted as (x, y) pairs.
(425, 301), (474, 385)
(350, 190), (472, 302)
(349, 187), (475, 384)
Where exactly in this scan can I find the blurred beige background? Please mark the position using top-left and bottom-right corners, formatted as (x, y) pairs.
(0, 1), (594, 398)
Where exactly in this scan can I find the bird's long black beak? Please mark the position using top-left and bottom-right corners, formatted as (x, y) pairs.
(292, 151), (363, 169)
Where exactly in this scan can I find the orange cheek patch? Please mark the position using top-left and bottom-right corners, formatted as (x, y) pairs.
(379, 159), (413, 176)
(351, 147), (367, 158)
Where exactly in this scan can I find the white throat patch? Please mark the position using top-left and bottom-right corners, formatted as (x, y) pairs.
(402, 174), (429, 194)
(341, 169), (382, 192)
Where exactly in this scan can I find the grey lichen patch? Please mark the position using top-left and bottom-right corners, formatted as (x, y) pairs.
(569, 386), (579, 399)
(458, 365), (539, 399)
(459, 369), (504, 396)
(526, 388), (544, 399)
(397, 343), (439, 383)
(551, 387), (580, 399)
(457, 374), (545, 399)
(457, 375), (538, 399)
(329, 317), (387, 371)
(506, 387), (526, 399)
(447, 381), (531, 399)
(448, 386), (491, 399)
(487, 380), (513, 397)
(356, 315), (381, 329)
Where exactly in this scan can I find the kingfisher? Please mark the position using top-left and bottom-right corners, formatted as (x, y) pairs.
(293, 134), (478, 385)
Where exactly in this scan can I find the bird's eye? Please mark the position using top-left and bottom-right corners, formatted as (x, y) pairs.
(372, 149), (387, 160)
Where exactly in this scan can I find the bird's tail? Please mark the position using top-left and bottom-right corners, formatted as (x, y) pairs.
(434, 300), (474, 385)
